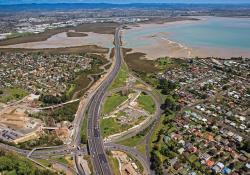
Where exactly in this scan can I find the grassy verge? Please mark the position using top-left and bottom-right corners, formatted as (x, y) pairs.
(109, 63), (129, 90)
(107, 151), (120, 175)
(51, 156), (69, 165)
(102, 92), (128, 114)
(118, 124), (153, 148)
(35, 158), (52, 167)
(0, 87), (28, 103)
(118, 134), (144, 147)
(80, 113), (88, 144)
(118, 123), (153, 156)
(137, 92), (156, 114)
(136, 144), (147, 157)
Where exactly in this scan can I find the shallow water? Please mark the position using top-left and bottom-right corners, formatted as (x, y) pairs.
(124, 17), (250, 50)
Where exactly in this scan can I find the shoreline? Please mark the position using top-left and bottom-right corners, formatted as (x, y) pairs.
(123, 17), (250, 59)
(126, 38), (250, 59)
(0, 32), (114, 49)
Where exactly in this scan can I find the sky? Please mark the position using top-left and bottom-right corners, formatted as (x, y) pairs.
(0, 0), (250, 4)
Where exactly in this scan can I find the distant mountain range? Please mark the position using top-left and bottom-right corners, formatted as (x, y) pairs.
(1, 3), (250, 12)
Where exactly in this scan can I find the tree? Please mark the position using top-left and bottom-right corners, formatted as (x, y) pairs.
(158, 79), (178, 95)
(241, 140), (250, 153)
(160, 146), (170, 156)
(150, 151), (163, 175)
(161, 95), (177, 112)
(0, 150), (56, 175)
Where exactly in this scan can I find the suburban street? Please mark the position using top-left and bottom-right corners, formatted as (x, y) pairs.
(0, 26), (152, 175)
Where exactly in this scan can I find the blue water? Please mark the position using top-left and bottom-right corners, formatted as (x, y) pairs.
(124, 17), (250, 49)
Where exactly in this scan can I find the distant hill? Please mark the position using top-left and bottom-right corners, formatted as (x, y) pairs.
(0, 3), (250, 12)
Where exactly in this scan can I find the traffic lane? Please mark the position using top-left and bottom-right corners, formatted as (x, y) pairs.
(0, 143), (29, 155)
(88, 97), (110, 175)
(87, 30), (121, 175)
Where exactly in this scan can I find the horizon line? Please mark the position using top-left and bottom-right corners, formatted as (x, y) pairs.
(1, 2), (250, 5)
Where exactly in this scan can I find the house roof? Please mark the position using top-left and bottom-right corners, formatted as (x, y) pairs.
(246, 163), (250, 169)
(222, 167), (231, 174)
(217, 162), (225, 169)
(206, 160), (214, 167)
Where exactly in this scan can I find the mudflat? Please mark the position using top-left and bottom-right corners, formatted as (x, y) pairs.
(123, 17), (250, 59)
(0, 22), (118, 46)
(0, 32), (114, 49)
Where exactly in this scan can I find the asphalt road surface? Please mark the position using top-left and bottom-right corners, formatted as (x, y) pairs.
(87, 27), (122, 175)
(0, 26), (152, 175)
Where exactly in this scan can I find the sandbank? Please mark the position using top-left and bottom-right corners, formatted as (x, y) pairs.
(123, 19), (250, 59)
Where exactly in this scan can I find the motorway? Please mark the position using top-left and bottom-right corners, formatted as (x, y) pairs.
(0, 26), (152, 175)
(86, 27), (122, 175)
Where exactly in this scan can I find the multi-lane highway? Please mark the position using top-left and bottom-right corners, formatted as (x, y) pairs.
(0, 26), (152, 175)
(0, 26), (130, 175)
(87, 27), (122, 175)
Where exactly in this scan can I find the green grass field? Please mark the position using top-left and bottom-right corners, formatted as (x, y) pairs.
(52, 156), (69, 165)
(155, 57), (188, 71)
(137, 92), (156, 114)
(101, 118), (123, 138)
(156, 57), (173, 70)
(65, 84), (76, 99)
(136, 144), (147, 157)
(109, 64), (129, 90)
(117, 123), (153, 156)
(35, 158), (52, 167)
(118, 135), (147, 156)
(102, 93), (128, 114)
(0, 87), (28, 103)
(118, 134), (144, 147)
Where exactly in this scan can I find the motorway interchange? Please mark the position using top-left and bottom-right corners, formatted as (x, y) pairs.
(0, 27), (162, 175)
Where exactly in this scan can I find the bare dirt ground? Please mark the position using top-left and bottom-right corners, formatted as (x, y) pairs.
(0, 107), (28, 129)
